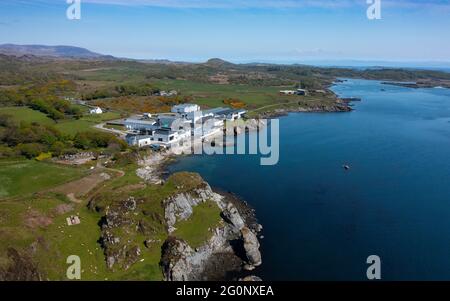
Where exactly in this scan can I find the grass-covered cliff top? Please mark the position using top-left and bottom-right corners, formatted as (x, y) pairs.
(0, 155), (222, 280)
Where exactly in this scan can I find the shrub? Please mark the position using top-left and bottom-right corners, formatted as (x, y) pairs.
(16, 143), (45, 159)
(36, 152), (52, 161)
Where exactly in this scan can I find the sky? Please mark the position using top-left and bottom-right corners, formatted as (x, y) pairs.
(0, 0), (450, 63)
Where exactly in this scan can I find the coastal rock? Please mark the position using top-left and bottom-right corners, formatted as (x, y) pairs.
(160, 223), (236, 281)
(160, 237), (194, 281)
(160, 184), (262, 281)
(240, 275), (263, 282)
(241, 227), (262, 267)
(136, 153), (167, 184)
(163, 184), (224, 232)
(260, 103), (352, 118)
(222, 202), (245, 231)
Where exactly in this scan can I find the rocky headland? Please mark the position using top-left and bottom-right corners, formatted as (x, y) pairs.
(160, 180), (263, 281)
(89, 152), (263, 281)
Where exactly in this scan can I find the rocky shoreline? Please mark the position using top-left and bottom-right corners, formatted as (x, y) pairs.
(135, 153), (263, 281)
(159, 180), (263, 281)
(257, 85), (359, 118)
(382, 80), (450, 89)
(259, 101), (353, 118)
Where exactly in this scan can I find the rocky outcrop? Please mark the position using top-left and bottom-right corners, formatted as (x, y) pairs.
(136, 153), (167, 184)
(160, 237), (194, 281)
(95, 169), (262, 280)
(0, 248), (41, 281)
(240, 275), (263, 282)
(260, 104), (352, 118)
(222, 202), (245, 230)
(98, 196), (166, 271)
(160, 182), (262, 281)
(160, 226), (234, 281)
(163, 184), (223, 233)
(241, 227), (262, 269)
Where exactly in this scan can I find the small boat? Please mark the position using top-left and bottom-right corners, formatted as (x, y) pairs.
(343, 165), (351, 170)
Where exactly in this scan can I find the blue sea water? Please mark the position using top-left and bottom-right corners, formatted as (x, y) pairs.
(167, 79), (450, 280)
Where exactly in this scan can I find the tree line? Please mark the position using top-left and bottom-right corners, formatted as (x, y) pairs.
(0, 80), (82, 120)
(0, 114), (127, 159)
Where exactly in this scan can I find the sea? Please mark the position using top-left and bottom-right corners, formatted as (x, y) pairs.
(167, 79), (450, 280)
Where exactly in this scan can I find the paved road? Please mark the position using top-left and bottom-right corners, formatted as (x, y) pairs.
(93, 123), (128, 138)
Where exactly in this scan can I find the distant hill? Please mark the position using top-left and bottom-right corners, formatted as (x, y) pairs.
(204, 58), (234, 67)
(0, 44), (116, 60)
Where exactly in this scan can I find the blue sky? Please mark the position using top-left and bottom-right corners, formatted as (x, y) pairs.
(1, 0), (450, 63)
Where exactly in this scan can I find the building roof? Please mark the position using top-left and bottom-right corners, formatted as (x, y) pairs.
(172, 103), (199, 109)
(158, 116), (186, 128)
(155, 128), (176, 135)
(205, 107), (246, 116)
(125, 118), (156, 125)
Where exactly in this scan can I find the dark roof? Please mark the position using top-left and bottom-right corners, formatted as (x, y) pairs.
(155, 129), (176, 135)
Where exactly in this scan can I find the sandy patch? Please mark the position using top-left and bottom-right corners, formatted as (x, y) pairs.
(24, 210), (52, 229)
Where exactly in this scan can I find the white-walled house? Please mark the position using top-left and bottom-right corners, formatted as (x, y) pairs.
(89, 107), (103, 114)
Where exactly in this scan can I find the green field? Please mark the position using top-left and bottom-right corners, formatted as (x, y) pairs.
(55, 111), (122, 135)
(0, 106), (122, 136)
(153, 79), (288, 109)
(0, 106), (55, 126)
(0, 160), (87, 199)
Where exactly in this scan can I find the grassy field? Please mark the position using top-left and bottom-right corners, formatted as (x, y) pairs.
(0, 160), (231, 280)
(0, 160), (87, 199)
(54, 111), (122, 136)
(0, 106), (122, 136)
(69, 64), (338, 115)
(0, 106), (55, 126)
(78, 75), (335, 115)
(0, 161), (164, 281)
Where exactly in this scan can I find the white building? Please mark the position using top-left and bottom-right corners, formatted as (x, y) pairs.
(279, 90), (297, 95)
(203, 107), (247, 121)
(171, 104), (200, 114)
(89, 107), (103, 114)
(124, 118), (157, 132)
(126, 128), (189, 148)
(279, 89), (308, 96)
(125, 104), (247, 149)
(126, 135), (153, 147)
(159, 90), (178, 97)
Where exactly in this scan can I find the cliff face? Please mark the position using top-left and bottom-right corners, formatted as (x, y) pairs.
(160, 182), (262, 281)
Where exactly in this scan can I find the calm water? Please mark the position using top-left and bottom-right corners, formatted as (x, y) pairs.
(168, 79), (450, 280)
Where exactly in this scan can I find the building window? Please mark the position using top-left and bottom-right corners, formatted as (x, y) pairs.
(158, 138), (163, 142)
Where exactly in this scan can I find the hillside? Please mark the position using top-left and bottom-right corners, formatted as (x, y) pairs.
(0, 44), (115, 60)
